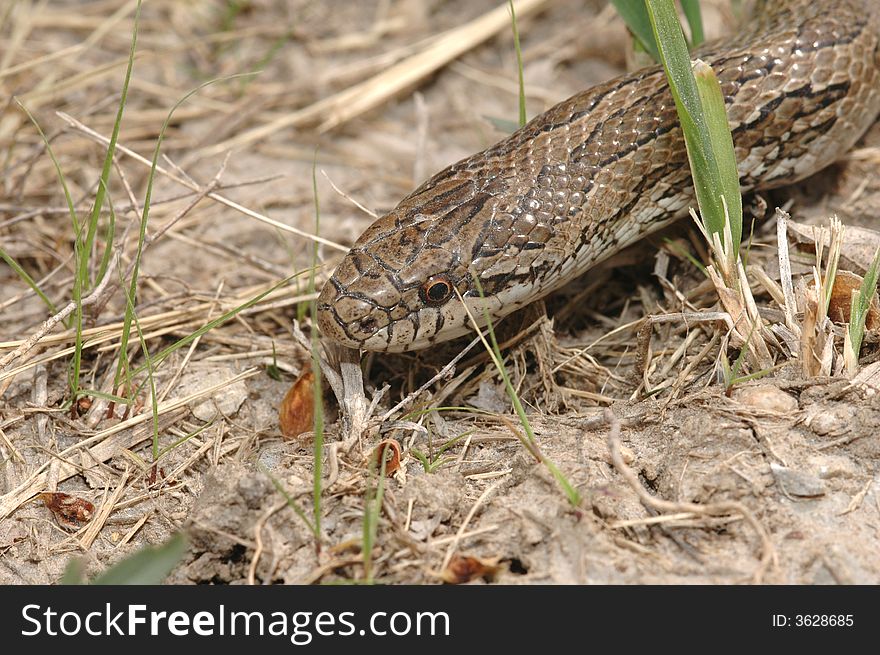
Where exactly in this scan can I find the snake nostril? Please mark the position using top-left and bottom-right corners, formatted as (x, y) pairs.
(358, 317), (379, 333)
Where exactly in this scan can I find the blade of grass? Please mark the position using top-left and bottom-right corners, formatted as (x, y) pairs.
(610, 0), (660, 61)
(508, 0), (527, 128)
(90, 533), (188, 585)
(646, 0), (741, 259)
(400, 406), (482, 421)
(70, 0), (142, 407)
(680, 0), (704, 46)
(693, 59), (742, 257)
(662, 237), (708, 276)
(77, 389), (131, 405)
(309, 152), (324, 543)
(127, 275), (295, 381)
(363, 446), (389, 584)
(266, 341), (282, 381)
(0, 248), (57, 314)
(722, 318), (763, 390)
(156, 419), (215, 461)
(462, 275), (581, 507)
(847, 245), (880, 373)
(112, 71), (257, 407)
(94, 182), (117, 289)
(258, 462), (317, 536)
(119, 270), (159, 462)
(483, 115), (521, 134)
(13, 100), (80, 239)
(13, 100), (80, 329)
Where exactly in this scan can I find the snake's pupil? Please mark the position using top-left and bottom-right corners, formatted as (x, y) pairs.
(428, 282), (449, 301)
(420, 277), (452, 305)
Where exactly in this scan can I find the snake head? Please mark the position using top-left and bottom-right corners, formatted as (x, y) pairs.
(316, 213), (488, 352)
(317, 161), (565, 351)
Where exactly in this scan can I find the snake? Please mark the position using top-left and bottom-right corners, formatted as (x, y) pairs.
(317, 0), (880, 353)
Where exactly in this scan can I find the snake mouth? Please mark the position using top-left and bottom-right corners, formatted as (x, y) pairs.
(317, 263), (533, 351)
(315, 303), (362, 349)
(315, 281), (368, 349)
(316, 281), (463, 352)
(316, 279), (402, 351)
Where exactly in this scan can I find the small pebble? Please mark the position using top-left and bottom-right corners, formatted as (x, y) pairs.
(770, 463), (826, 497)
(732, 384), (798, 413)
(805, 407), (849, 436)
(807, 455), (857, 479)
(192, 378), (248, 421)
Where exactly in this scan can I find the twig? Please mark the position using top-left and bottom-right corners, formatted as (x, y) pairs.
(56, 112), (348, 253)
(603, 407), (776, 583)
(0, 252), (118, 372)
(775, 209), (799, 334)
(380, 334), (481, 421)
(440, 478), (505, 571)
(247, 499), (287, 585)
(321, 170), (378, 219)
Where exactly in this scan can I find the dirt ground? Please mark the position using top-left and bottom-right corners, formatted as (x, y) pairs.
(1, 0), (879, 585)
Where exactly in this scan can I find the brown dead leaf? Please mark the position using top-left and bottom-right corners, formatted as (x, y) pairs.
(788, 220), (880, 274)
(40, 492), (94, 529)
(441, 554), (502, 584)
(279, 369), (315, 439)
(809, 270), (880, 329)
(75, 396), (92, 416)
(372, 439), (401, 476)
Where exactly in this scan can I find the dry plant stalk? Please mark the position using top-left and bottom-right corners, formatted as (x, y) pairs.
(691, 209), (773, 371)
(204, 0), (553, 152)
(799, 216), (845, 377)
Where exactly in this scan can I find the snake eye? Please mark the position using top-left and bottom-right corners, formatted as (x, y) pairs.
(419, 275), (453, 306)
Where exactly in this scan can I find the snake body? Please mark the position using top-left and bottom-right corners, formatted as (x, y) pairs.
(318, 0), (880, 352)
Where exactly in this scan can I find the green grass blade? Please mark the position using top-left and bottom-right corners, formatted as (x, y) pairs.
(157, 420), (215, 460)
(95, 181), (117, 288)
(70, 0), (141, 405)
(112, 70), (257, 404)
(259, 462), (317, 535)
(508, 0), (527, 127)
(86, 0), (140, 279)
(483, 115), (521, 134)
(14, 100), (80, 335)
(680, 0), (705, 46)
(469, 274), (581, 507)
(849, 246), (880, 358)
(694, 60), (742, 253)
(363, 449), (389, 584)
(309, 152), (324, 541)
(119, 270), (159, 460)
(729, 318), (759, 383)
(90, 533), (188, 584)
(646, 0), (740, 258)
(0, 248), (57, 314)
(13, 100), (79, 235)
(610, 0), (660, 62)
(128, 276), (294, 380)
(662, 237), (708, 276)
(75, 389), (130, 404)
(411, 449), (431, 472)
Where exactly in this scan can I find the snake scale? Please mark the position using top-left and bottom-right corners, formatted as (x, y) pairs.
(318, 0), (880, 352)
